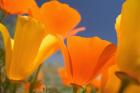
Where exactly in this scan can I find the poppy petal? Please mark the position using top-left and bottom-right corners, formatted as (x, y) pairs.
(7, 16), (45, 80)
(0, 23), (12, 75)
(40, 1), (81, 35)
(117, 0), (140, 79)
(34, 34), (59, 64)
(67, 36), (111, 85)
(0, 0), (37, 14)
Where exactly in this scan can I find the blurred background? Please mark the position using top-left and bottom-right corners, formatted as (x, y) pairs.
(0, 0), (124, 92)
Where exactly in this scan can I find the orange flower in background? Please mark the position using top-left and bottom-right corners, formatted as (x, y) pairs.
(58, 36), (116, 86)
(29, 0), (81, 35)
(0, 0), (37, 14)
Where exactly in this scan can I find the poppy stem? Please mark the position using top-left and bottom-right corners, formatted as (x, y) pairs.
(118, 79), (129, 93)
(0, 10), (7, 23)
(29, 64), (42, 93)
(72, 86), (80, 93)
(81, 88), (86, 93)
(11, 83), (17, 93)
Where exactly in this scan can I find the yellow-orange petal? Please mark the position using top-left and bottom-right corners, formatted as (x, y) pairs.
(34, 34), (59, 65)
(66, 36), (112, 86)
(0, 23), (12, 74)
(0, 0), (37, 14)
(7, 16), (45, 80)
(101, 65), (121, 93)
(124, 84), (140, 93)
(115, 14), (121, 32)
(40, 1), (81, 35)
(117, 0), (140, 80)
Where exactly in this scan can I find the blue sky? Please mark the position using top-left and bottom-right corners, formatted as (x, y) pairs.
(37, 0), (124, 44)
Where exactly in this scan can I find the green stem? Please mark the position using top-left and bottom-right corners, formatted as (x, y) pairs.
(81, 88), (86, 93)
(0, 10), (7, 23)
(12, 83), (17, 93)
(29, 64), (42, 93)
(73, 86), (79, 93)
(118, 79), (129, 93)
(4, 78), (10, 93)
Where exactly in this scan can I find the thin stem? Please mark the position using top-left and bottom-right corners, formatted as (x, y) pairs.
(0, 10), (7, 23)
(118, 79), (129, 93)
(81, 88), (86, 93)
(73, 86), (80, 93)
(12, 83), (18, 93)
(29, 64), (42, 93)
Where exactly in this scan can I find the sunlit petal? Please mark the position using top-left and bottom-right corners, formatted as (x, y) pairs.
(40, 1), (81, 35)
(117, 0), (140, 79)
(101, 65), (121, 93)
(0, 0), (38, 14)
(67, 36), (112, 85)
(7, 16), (45, 80)
(34, 34), (59, 65)
(0, 23), (12, 75)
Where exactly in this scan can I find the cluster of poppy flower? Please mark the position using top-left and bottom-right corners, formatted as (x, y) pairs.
(0, 0), (140, 93)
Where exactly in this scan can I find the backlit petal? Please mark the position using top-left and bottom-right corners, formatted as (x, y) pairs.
(34, 34), (59, 64)
(117, 0), (140, 79)
(125, 84), (140, 93)
(90, 44), (116, 79)
(0, 0), (37, 14)
(0, 23), (12, 74)
(115, 14), (121, 32)
(101, 65), (121, 93)
(66, 36), (112, 85)
(40, 1), (81, 35)
(7, 16), (45, 80)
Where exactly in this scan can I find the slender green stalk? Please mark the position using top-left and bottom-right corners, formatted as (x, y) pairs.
(29, 64), (42, 93)
(118, 79), (129, 93)
(73, 86), (80, 93)
(81, 88), (86, 93)
(12, 83), (18, 93)
(0, 10), (7, 23)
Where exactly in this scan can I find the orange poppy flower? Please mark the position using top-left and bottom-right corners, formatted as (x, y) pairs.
(0, 0), (37, 14)
(29, 0), (81, 36)
(58, 36), (116, 86)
